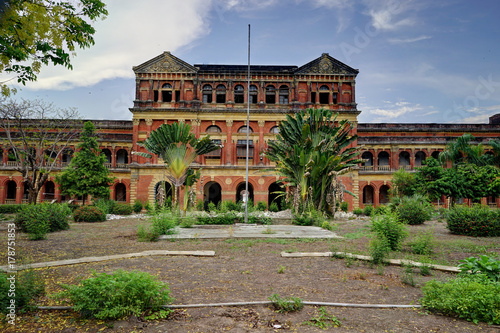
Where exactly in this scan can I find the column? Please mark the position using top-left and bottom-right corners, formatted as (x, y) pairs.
(258, 120), (265, 165)
(132, 118), (140, 163)
(225, 120), (233, 165)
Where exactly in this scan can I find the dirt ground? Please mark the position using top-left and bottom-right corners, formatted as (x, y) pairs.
(1, 215), (499, 332)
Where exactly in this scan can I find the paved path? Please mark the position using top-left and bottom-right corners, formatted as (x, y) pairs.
(159, 224), (342, 240)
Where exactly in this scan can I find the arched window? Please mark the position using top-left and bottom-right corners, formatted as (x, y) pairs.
(265, 85), (276, 104)
(270, 126), (280, 134)
(431, 151), (440, 160)
(102, 149), (112, 165)
(6, 180), (16, 201)
(363, 185), (374, 205)
(237, 126), (253, 133)
(319, 85), (330, 104)
(161, 83), (173, 102)
(216, 84), (226, 103)
(279, 85), (289, 104)
(380, 185), (390, 204)
(415, 151), (426, 166)
(116, 149), (128, 166)
(378, 151), (390, 170)
(115, 183), (127, 202)
(44, 181), (55, 200)
(206, 125), (222, 133)
(236, 182), (254, 203)
(202, 84), (213, 103)
(249, 85), (258, 104)
(204, 181), (222, 207)
(62, 149), (73, 165)
(362, 152), (373, 167)
(234, 85), (244, 104)
(399, 151), (410, 168)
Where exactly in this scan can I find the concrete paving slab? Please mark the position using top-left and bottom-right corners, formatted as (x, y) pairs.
(159, 224), (342, 240)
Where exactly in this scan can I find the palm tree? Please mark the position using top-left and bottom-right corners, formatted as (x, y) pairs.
(266, 108), (362, 214)
(135, 122), (219, 209)
(439, 133), (489, 167)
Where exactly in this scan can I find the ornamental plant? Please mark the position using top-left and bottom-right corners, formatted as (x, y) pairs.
(370, 212), (408, 251)
(15, 203), (71, 240)
(458, 255), (500, 282)
(446, 205), (500, 237)
(112, 203), (133, 215)
(395, 194), (433, 225)
(73, 206), (106, 222)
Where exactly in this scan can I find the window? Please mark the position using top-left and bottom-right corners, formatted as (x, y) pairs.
(311, 91), (316, 103)
(270, 126), (280, 134)
(237, 126), (253, 133)
(237, 140), (253, 159)
(249, 85), (258, 103)
(216, 84), (226, 103)
(202, 84), (212, 103)
(205, 139), (221, 158)
(265, 85), (276, 104)
(206, 125), (221, 133)
(153, 90), (159, 102)
(162, 83), (172, 102)
(234, 85), (244, 104)
(279, 85), (289, 104)
(319, 85), (329, 104)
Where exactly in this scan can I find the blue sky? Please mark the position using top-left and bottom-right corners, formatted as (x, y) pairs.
(7, 0), (500, 124)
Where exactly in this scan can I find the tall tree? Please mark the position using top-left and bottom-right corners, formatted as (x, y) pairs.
(0, 0), (107, 95)
(265, 108), (362, 214)
(135, 122), (219, 209)
(439, 133), (489, 167)
(55, 121), (114, 204)
(0, 98), (80, 203)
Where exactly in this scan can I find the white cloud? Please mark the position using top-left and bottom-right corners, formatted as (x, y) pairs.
(361, 100), (427, 122)
(14, 0), (212, 91)
(388, 35), (432, 43)
(448, 105), (500, 124)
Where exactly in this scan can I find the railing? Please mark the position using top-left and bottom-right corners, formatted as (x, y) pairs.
(377, 165), (391, 171)
(6, 161), (17, 167)
(5, 199), (15, 204)
(360, 166), (373, 171)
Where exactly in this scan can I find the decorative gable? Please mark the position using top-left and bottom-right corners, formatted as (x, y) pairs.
(133, 52), (198, 74)
(295, 53), (359, 75)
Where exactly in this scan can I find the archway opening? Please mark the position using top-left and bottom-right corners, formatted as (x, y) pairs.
(154, 181), (172, 207)
(268, 182), (284, 210)
(379, 185), (390, 204)
(204, 181), (222, 207)
(115, 183), (127, 202)
(44, 181), (55, 200)
(363, 185), (374, 205)
(236, 182), (254, 204)
(6, 180), (16, 201)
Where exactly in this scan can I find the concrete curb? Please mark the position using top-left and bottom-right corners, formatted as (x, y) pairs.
(0, 250), (215, 272)
(281, 251), (460, 273)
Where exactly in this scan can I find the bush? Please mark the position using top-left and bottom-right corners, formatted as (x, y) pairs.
(353, 208), (363, 215)
(112, 203), (133, 215)
(151, 211), (179, 236)
(421, 275), (500, 325)
(446, 205), (500, 237)
(55, 269), (174, 320)
(340, 201), (349, 212)
(0, 204), (23, 214)
(73, 206), (106, 222)
(15, 203), (71, 240)
(256, 201), (267, 211)
(133, 201), (143, 214)
(395, 194), (433, 225)
(247, 215), (272, 225)
(269, 202), (279, 212)
(408, 231), (434, 255)
(196, 199), (204, 211)
(458, 255), (500, 282)
(373, 205), (390, 216)
(93, 198), (116, 215)
(197, 212), (237, 225)
(207, 201), (217, 213)
(269, 294), (304, 313)
(363, 205), (373, 216)
(369, 236), (391, 265)
(293, 209), (325, 226)
(220, 200), (240, 212)
(370, 213), (408, 251)
(0, 270), (45, 314)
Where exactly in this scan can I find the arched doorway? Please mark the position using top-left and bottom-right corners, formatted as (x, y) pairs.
(268, 182), (284, 210)
(115, 183), (126, 202)
(236, 182), (254, 203)
(379, 185), (390, 204)
(154, 181), (172, 207)
(44, 181), (55, 201)
(415, 151), (426, 167)
(6, 180), (17, 203)
(204, 181), (222, 207)
(363, 185), (374, 205)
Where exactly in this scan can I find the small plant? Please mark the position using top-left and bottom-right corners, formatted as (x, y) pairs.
(370, 213), (408, 251)
(133, 200), (143, 213)
(395, 194), (433, 225)
(353, 208), (363, 215)
(137, 223), (159, 242)
(112, 203), (133, 215)
(293, 209), (325, 226)
(196, 199), (204, 211)
(0, 270), (45, 314)
(419, 263), (433, 276)
(269, 294), (304, 313)
(408, 231), (434, 255)
(320, 221), (332, 230)
(15, 203), (71, 240)
(369, 236), (390, 265)
(458, 255), (500, 282)
(269, 202), (279, 212)
(304, 306), (342, 329)
(179, 216), (196, 228)
(278, 265), (286, 274)
(401, 264), (417, 287)
(373, 205), (390, 216)
(55, 269), (174, 320)
(340, 201), (349, 213)
(256, 201), (267, 211)
(151, 210), (179, 236)
(73, 205), (106, 222)
(207, 201), (217, 213)
(262, 227), (276, 235)
(93, 199), (116, 215)
(363, 205), (373, 216)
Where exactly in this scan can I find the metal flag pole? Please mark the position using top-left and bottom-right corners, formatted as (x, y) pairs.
(245, 24), (251, 223)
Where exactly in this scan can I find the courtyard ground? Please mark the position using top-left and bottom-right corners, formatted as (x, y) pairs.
(0, 214), (499, 332)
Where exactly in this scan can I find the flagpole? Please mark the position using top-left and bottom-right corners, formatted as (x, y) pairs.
(245, 24), (251, 223)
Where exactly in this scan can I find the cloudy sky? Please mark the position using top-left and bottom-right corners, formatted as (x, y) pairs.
(7, 0), (500, 123)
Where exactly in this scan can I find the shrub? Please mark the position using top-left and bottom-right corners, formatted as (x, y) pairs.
(293, 209), (325, 226)
(269, 202), (279, 212)
(55, 269), (174, 320)
(73, 206), (106, 222)
(207, 201), (217, 213)
(0, 270), (45, 314)
(353, 208), (363, 215)
(408, 231), (434, 255)
(363, 205), (373, 216)
(369, 236), (391, 265)
(340, 201), (349, 212)
(133, 201), (143, 214)
(197, 212), (237, 225)
(370, 213), (408, 251)
(458, 255), (500, 282)
(196, 199), (204, 211)
(247, 215), (272, 225)
(151, 211), (179, 236)
(93, 198), (116, 215)
(446, 205), (500, 237)
(137, 223), (159, 242)
(395, 194), (433, 225)
(373, 205), (390, 216)
(269, 294), (304, 313)
(0, 204), (23, 214)
(222, 200), (240, 212)
(112, 203), (133, 215)
(256, 201), (267, 211)
(421, 275), (500, 325)
(15, 203), (71, 240)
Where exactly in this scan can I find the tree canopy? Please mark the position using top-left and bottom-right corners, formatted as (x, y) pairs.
(0, 0), (107, 94)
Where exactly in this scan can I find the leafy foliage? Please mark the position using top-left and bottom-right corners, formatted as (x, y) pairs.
(340, 201), (349, 212)
(458, 255), (500, 282)
(421, 275), (500, 325)
(0, 204), (23, 214)
(133, 201), (144, 213)
(395, 194), (434, 225)
(391, 168), (417, 198)
(0, 270), (45, 314)
(15, 203), (71, 240)
(362, 205), (373, 216)
(408, 231), (435, 255)
(92, 198), (115, 215)
(269, 294), (304, 313)
(55, 269), (174, 320)
(112, 203), (133, 215)
(56, 121), (114, 204)
(269, 202), (280, 212)
(446, 205), (500, 237)
(304, 306), (342, 329)
(370, 213), (408, 251)
(73, 205), (106, 222)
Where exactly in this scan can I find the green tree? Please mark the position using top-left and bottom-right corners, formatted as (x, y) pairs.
(265, 108), (362, 214)
(135, 122), (219, 209)
(439, 133), (489, 167)
(415, 157), (445, 201)
(485, 138), (500, 167)
(390, 168), (417, 198)
(0, 0), (107, 95)
(56, 121), (114, 204)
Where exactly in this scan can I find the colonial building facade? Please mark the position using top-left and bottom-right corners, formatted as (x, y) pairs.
(1, 52), (499, 209)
